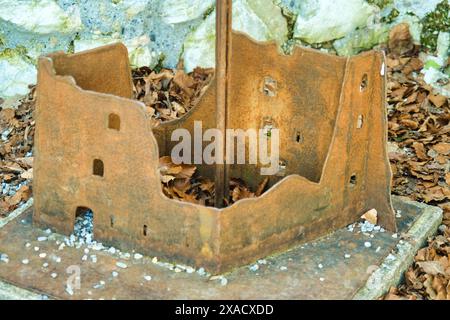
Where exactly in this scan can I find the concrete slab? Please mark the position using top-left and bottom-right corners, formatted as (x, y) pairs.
(0, 196), (442, 300)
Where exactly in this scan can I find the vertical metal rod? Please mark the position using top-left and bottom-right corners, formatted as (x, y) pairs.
(214, 0), (232, 208)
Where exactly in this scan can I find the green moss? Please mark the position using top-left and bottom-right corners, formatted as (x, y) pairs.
(153, 54), (166, 73)
(203, 5), (215, 20)
(0, 46), (34, 64)
(381, 8), (400, 23)
(366, 0), (394, 10)
(421, 0), (450, 51)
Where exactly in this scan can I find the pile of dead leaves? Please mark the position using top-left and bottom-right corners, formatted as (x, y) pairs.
(132, 63), (213, 124)
(0, 88), (35, 216)
(384, 24), (450, 300)
(158, 156), (269, 207)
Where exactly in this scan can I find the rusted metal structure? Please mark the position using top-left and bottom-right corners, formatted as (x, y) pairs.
(34, 1), (396, 274)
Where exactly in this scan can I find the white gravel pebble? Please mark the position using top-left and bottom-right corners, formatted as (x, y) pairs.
(39, 253), (47, 258)
(25, 243), (31, 248)
(249, 264), (259, 272)
(197, 267), (206, 276)
(320, 277), (325, 282)
(34, 247), (40, 252)
(51, 273), (58, 279)
(82, 255), (88, 261)
(220, 277), (228, 286)
(144, 275), (152, 281)
(152, 257), (158, 264)
(280, 266), (288, 271)
(344, 254), (351, 259)
(364, 242), (372, 248)
(258, 259), (267, 265)
(53, 256), (62, 263)
(37, 237), (48, 242)
(22, 259), (29, 265)
(392, 233), (399, 239)
(108, 247), (117, 254)
(116, 261), (127, 269)
(0, 254), (9, 263)
(42, 263), (49, 268)
(112, 271), (119, 277)
(376, 246), (381, 253)
(318, 264), (323, 269)
(134, 253), (143, 260)
(84, 248), (90, 254)
(90, 255), (97, 263)
(58, 243), (65, 251)
(45, 229), (52, 235)
(186, 267), (195, 274)
(66, 285), (74, 296)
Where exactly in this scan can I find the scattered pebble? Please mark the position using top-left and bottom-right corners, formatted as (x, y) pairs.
(318, 264), (323, 269)
(39, 253), (47, 258)
(376, 246), (381, 253)
(258, 259), (267, 265)
(152, 257), (158, 264)
(280, 266), (288, 271)
(116, 261), (127, 269)
(25, 243), (31, 248)
(42, 262), (49, 268)
(45, 229), (52, 235)
(0, 254), (9, 263)
(84, 248), (90, 254)
(186, 267), (195, 274)
(66, 285), (74, 296)
(364, 242), (372, 248)
(249, 264), (259, 272)
(22, 259), (29, 265)
(319, 277), (325, 282)
(51, 273), (58, 279)
(112, 271), (119, 277)
(134, 253), (143, 260)
(58, 243), (65, 251)
(37, 236), (48, 242)
(144, 275), (152, 281)
(90, 255), (97, 263)
(344, 254), (351, 259)
(220, 277), (228, 286)
(197, 268), (206, 276)
(392, 233), (399, 239)
(34, 247), (39, 252)
(108, 247), (117, 254)
(82, 255), (88, 261)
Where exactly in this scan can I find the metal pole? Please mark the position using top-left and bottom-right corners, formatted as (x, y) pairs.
(214, 0), (232, 208)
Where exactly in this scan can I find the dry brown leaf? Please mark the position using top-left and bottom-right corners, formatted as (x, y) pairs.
(361, 208), (378, 225)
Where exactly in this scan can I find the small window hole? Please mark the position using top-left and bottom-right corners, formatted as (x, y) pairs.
(108, 113), (120, 131)
(349, 174), (357, 187)
(110, 216), (115, 228)
(295, 131), (303, 143)
(143, 225), (148, 236)
(93, 159), (104, 177)
(357, 115), (364, 129)
(360, 74), (368, 92)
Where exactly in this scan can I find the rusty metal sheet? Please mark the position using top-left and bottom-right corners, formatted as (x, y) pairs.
(0, 199), (412, 300)
(34, 26), (396, 274)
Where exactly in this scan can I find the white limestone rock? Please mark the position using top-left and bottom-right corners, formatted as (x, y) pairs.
(182, 0), (288, 72)
(0, 56), (36, 99)
(160, 0), (215, 24)
(393, 0), (443, 19)
(293, 0), (377, 44)
(0, 0), (81, 34)
(74, 35), (157, 68)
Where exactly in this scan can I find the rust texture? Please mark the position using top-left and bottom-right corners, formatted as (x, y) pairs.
(34, 24), (396, 274)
